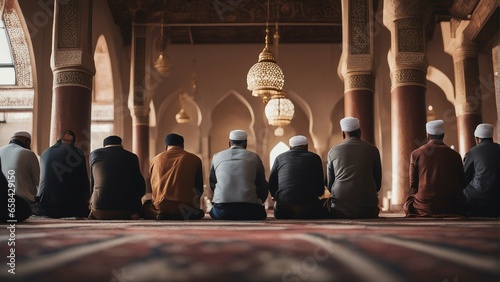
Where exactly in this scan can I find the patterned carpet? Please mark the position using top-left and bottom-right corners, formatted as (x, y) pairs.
(1, 213), (499, 282)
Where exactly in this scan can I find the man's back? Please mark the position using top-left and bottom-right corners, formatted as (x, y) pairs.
(410, 140), (466, 215)
(90, 146), (145, 211)
(210, 147), (267, 204)
(269, 149), (324, 204)
(327, 137), (381, 217)
(0, 143), (39, 204)
(150, 147), (202, 208)
(37, 141), (90, 217)
(463, 140), (500, 216)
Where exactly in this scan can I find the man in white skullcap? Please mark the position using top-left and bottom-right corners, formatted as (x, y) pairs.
(463, 123), (500, 217)
(0, 131), (40, 218)
(269, 135), (328, 219)
(326, 117), (382, 218)
(403, 120), (466, 217)
(209, 129), (269, 220)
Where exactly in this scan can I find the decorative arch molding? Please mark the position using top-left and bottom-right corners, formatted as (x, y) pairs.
(155, 89), (203, 127)
(285, 90), (313, 133)
(0, 0), (37, 150)
(426, 65), (455, 104)
(212, 90), (256, 138)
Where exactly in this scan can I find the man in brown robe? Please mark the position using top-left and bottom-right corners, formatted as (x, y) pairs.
(403, 120), (467, 217)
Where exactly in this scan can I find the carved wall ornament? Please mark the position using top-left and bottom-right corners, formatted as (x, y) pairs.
(4, 7), (32, 87)
(344, 74), (375, 92)
(391, 69), (426, 89)
(346, 56), (373, 72)
(453, 57), (481, 116)
(395, 52), (427, 69)
(53, 50), (95, 73)
(57, 0), (80, 48)
(396, 18), (423, 53)
(0, 89), (34, 108)
(53, 71), (93, 90)
(349, 0), (370, 55)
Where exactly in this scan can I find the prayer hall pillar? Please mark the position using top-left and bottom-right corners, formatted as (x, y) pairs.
(444, 29), (483, 157)
(340, 0), (376, 145)
(452, 43), (482, 157)
(50, 0), (95, 158)
(383, 0), (431, 210)
(494, 45), (500, 142)
(128, 24), (151, 184)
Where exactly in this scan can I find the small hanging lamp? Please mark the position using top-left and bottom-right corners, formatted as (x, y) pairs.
(175, 94), (190, 124)
(154, 15), (171, 74)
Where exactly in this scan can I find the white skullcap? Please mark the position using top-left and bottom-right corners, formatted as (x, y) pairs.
(289, 135), (308, 147)
(426, 120), (445, 135)
(229, 130), (247, 141)
(474, 123), (494, 138)
(12, 131), (31, 139)
(340, 117), (360, 132)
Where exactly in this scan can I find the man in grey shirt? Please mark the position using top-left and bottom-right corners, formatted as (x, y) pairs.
(0, 131), (39, 209)
(209, 130), (268, 220)
(326, 117), (382, 218)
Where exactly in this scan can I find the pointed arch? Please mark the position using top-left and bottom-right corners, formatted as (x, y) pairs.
(269, 141), (288, 169)
(90, 35), (114, 151)
(209, 90), (256, 155)
(427, 66), (455, 104)
(154, 90), (202, 155)
(0, 0), (35, 147)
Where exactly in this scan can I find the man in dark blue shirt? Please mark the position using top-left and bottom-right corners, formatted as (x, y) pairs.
(35, 130), (90, 218)
(269, 135), (327, 219)
(463, 123), (500, 217)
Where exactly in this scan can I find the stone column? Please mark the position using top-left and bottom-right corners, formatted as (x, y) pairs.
(128, 24), (150, 184)
(50, 0), (95, 158)
(443, 19), (485, 156)
(383, 0), (430, 210)
(452, 42), (482, 157)
(494, 45), (500, 141)
(340, 0), (375, 145)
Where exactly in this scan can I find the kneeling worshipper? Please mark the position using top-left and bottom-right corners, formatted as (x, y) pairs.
(269, 135), (328, 219)
(89, 136), (146, 219)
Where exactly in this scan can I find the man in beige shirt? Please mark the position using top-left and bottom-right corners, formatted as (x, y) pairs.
(143, 133), (204, 220)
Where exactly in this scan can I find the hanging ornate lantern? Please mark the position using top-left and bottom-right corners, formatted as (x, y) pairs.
(265, 91), (295, 126)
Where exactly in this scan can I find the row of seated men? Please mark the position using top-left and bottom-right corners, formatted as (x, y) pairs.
(1, 117), (499, 222)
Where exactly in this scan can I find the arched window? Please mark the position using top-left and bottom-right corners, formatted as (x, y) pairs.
(0, 3), (34, 146)
(269, 141), (289, 169)
(91, 35), (114, 151)
(0, 17), (15, 85)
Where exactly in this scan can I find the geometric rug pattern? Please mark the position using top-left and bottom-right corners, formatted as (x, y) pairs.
(1, 215), (499, 282)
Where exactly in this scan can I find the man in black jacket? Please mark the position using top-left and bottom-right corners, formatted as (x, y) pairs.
(89, 135), (145, 219)
(463, 123), (500, 217)
(269, 135), (327, 219)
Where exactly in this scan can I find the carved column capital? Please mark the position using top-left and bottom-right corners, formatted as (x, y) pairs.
(51, 0), (95, 90)
(344, 72), (375, 92)
(129, 105), (150, 125)
(383, 0), (431, 90)
(340, 0), (374, 83)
